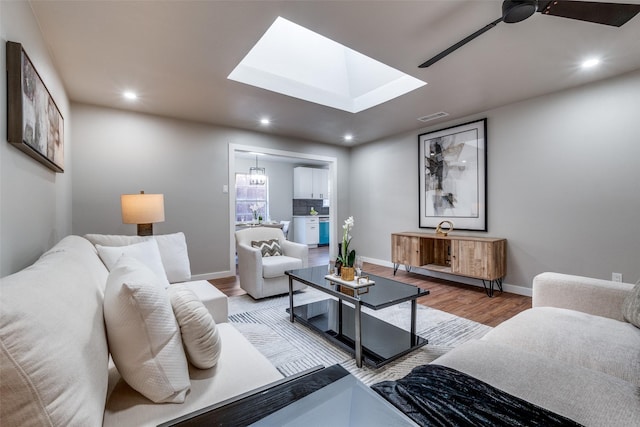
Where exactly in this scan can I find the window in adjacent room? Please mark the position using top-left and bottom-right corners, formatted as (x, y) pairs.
(235, 173), (269, 222)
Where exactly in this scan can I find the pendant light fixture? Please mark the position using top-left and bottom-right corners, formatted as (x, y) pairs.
(249, 155), (266, 185)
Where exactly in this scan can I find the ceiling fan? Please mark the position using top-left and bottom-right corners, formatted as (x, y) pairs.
(419, 0), (640, 68)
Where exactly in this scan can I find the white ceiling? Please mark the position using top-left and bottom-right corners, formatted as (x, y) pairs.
(30, 0), (640, 146)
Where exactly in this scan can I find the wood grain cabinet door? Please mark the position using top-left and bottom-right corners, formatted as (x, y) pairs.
(451, 240), (505, 280)
(392, 235), (423, 266)
(451, 240), (488, 279)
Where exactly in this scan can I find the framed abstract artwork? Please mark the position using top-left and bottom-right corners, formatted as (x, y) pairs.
(6, 41), (64, 173)
(418, 119), (487, 231)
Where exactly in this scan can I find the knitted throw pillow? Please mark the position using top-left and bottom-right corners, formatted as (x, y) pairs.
(103, 257), (190, 403)
(251, 239), (282, 257)
(168, 285), (222, 369)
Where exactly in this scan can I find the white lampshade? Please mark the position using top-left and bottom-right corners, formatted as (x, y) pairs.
(121, 192), (165, 224)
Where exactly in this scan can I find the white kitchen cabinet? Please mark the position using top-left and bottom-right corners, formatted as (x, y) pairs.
(293, 167), (328, 200)
(293, 216), (319, 247)
(293, 167), (313, 199)
(312, 168), (329, 200)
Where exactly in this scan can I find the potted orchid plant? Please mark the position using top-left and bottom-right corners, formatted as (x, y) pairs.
(336, 216), (356, 280)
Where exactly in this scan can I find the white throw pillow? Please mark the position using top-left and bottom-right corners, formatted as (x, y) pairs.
(85, 233), (192, 283)
(103, 256), (190, 403)
(154, 233), (192, 283)
(168, 285), (222, 369)
(96, 239), (170, 288)
(84, 234), (151, 247)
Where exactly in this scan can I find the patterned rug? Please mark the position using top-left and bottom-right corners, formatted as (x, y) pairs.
(228, 289), (491, 385)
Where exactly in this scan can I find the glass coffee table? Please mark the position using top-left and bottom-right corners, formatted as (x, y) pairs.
(286, 266), (429, 368)
(160, 364), (417, 426)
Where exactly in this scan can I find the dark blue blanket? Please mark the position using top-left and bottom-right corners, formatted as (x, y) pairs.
(372, 365), (582, 427)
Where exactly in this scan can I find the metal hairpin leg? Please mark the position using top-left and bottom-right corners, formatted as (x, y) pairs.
(392, 263), (412, 275)
(481, 278), (504, 297)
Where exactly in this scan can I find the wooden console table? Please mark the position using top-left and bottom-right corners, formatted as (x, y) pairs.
(391, 232), (506, 297)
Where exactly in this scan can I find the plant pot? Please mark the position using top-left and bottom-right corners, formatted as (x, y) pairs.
(341, 267), (355, 281)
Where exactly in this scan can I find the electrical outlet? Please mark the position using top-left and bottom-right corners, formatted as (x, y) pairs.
(612, 272), (623, 283)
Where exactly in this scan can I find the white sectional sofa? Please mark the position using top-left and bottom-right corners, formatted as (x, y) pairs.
(431, 272), (640, 426)
(0, 235), (283, 426)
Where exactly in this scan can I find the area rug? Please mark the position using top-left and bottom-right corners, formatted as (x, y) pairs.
(228, 289), (491, 385)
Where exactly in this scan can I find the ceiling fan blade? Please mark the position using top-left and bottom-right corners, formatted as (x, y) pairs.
(537, 0), (640, 27)
(419, 17), (503, 68)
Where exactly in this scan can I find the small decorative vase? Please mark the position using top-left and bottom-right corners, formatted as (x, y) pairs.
(341, 267), (355, 281)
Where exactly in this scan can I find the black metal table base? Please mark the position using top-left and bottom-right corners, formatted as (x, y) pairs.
(287, 267), (429, 369)
(287, 299), (427, 369)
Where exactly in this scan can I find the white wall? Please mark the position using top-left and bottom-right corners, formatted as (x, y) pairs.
(71, 104), (350, 278)
(351, 70), (640, 289)
(0, 2), (72, 276)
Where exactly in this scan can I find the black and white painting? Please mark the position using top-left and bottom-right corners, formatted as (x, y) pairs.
(7, 41), (64, 173)
(418, 119), (486, 231)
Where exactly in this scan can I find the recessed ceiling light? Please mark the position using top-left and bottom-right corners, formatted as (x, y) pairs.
(344, 134), (353, 142)
(581, 58), (600, 69)
(260, 118), (270, 125)
(123, 91), (138, 100)
(228, 17), (426, 113)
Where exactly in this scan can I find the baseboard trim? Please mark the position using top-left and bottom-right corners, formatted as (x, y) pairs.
(191, 270), (234, 281)
(362, 257), (532, 297)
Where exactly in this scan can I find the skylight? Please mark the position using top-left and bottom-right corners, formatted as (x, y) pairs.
(228, 17), (426, 113)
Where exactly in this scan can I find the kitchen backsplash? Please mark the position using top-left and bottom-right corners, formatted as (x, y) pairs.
(293, 199), (329, 215)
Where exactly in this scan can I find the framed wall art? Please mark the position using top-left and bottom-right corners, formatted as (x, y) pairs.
(6, 41), (64, 173)
(418, 118), (487, 231)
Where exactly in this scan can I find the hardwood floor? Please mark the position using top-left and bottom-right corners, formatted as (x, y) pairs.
(367, 265), (531, 327)
(208, 274), (247, 297)
(210, 245), (531, 327)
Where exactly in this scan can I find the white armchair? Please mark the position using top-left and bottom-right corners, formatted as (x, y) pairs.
(235, 227), (308, 299)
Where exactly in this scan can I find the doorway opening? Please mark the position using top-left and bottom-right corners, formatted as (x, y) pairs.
(228, 144), (338, 275)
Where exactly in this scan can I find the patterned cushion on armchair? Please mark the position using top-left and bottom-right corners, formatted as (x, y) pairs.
(251, 239), (283, 257)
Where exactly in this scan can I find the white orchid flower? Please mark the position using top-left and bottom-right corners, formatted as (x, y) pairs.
(338, 216), (356, 267)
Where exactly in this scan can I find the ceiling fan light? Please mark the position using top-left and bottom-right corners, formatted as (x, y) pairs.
(502, 0), (537, 23)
